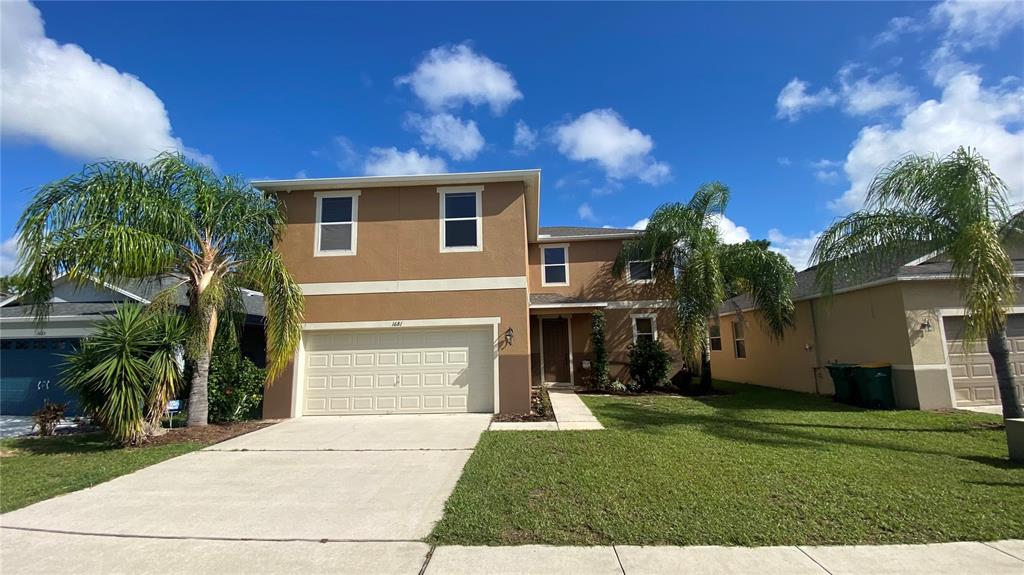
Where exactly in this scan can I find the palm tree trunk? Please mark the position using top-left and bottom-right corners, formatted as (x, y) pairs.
(699, 348), (712, 392)
(987, 327), (1024, 420)
(187, 309), (218, 427)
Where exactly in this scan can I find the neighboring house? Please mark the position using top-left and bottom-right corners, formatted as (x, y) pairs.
(711, 253), (1024, 411)
(0, 275), (266, 416)
(253, 171), (679, 417)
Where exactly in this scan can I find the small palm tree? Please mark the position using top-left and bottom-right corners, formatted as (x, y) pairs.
(61, 305), (186, 445)
(811, 147), (1023, 420)
(615, 182), (797, 390)
(15, 153), (304, 426)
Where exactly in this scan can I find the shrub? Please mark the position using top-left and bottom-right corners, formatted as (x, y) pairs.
(627, 338), (672, 392)
(61, 305), (185, 445)
(33, 401), (67, 436)
(207, 336), (266, 423)
(589, 311), (611, 390)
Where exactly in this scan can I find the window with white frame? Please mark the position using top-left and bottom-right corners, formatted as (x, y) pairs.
(709, 317), (722, 351)
(627, 260), (654, 283)
(632, 314), (657, 344)
(315, 191), (359, 256)
(542, 245), (569, 286)
(732, 320), (746, 358)
(440, 187), (482, 251)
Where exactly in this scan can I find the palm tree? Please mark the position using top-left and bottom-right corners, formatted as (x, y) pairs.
(61, 305), (186, 445)
(615, 182), (797, 390)
(811, 147), (1023, 420)
(15, 152), (304, 427)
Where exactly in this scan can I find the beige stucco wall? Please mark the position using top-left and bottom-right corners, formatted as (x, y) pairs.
(527, 239), (671, 302)
(277, 181), (528, 283)
(712, 301), (819, 394)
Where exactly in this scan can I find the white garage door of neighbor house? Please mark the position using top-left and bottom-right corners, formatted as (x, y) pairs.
(302, 327), (495, 415)
(944, 314), (1024, 407)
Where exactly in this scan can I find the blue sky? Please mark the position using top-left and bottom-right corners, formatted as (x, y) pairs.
(2, 1), (1022, 272)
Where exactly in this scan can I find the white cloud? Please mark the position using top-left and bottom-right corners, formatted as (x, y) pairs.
(630, 218), (650, 230)
(834, 72), (1024, 211)
(710, 214), (751, 244)
(768, 229), (820, 271)
(512, 120), (537, 154)
(0, 0), (208, 164)
(775, 78), (838, 121)
(577, 202), (596, 222)
(294, 170), (308, 179)
(777, 156), (792, 166)
(811, 159), (843, 184)
(872, 16), (921, 47)
(931, 0), (1024, 52)
(406, 113), (484, 161)
(396, 43), (522, 114)
(0, 236), (20, 276)
(553, 109), (671, 185)
(363, 147), (447, 176)
(838, 66), (917, 116)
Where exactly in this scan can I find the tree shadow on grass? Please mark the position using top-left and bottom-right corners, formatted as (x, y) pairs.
(2, 432), (115, 456)
(591, 401), (1017, 465)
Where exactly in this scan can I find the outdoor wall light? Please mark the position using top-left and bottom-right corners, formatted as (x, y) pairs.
(920, 319), (933, 333)
(504, 327), (515, 346)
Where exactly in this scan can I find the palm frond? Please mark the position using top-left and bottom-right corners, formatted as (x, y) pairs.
(239, 250), (305, 382)
(719, 242), (797, 340)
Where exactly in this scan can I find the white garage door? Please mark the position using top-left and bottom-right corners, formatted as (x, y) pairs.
(302, 327), (495, 415)
(945, 314), (1024, 407)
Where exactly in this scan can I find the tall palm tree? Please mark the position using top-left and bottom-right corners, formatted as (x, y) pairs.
(15, 152), (304, 426)
(811, 147), (1023, 420)
(615, 182), (797, 390)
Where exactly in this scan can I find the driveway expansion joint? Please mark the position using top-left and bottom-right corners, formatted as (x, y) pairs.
(796, 546), (836, 575)
(0, 526), (423, 545)
(984, 541), (1024, 562)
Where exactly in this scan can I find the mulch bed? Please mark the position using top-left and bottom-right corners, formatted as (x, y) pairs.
(492, 385), (556, 423)
(144, 420), (278, 447)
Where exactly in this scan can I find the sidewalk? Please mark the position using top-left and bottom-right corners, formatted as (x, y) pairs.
(490, 384), (604, 431)
(423, 541), (1024, 575)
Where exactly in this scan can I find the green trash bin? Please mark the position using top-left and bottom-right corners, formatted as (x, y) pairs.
(853, 363), (896, 409)
(826, 363), (859, 405)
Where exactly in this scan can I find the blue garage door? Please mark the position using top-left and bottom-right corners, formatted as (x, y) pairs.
(0, 338), (82, 416)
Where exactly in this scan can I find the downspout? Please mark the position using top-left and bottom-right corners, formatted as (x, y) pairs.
(808, 299), (824, 395)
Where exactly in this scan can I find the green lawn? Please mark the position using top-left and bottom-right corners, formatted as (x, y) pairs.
(3, 431), (218, 513)
(431, 381), (1024, 546)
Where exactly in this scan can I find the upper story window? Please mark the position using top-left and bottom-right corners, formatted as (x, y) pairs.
(315, 191), (359, 256)
(627, 260), (654, 284)
(709, 317), (722, 351)
(541, 244), (569, 286)
(439, 186), (483, 252)
(732, 320), (747, 358)
(631, 314), (657, 344)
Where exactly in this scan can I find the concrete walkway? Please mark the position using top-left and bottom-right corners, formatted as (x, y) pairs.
(2, 535), (1020, 574)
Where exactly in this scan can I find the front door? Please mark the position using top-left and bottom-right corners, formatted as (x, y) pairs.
(541, 317), (570, 383)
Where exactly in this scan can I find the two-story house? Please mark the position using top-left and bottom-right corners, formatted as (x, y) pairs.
(254, 170), (678, 417)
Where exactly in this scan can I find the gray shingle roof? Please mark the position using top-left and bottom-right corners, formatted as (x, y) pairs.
(529, 293), (608, 306)
(719, 259), (1024, 313)
(539, 226), (639, 238)
(1, 302), (119, 319)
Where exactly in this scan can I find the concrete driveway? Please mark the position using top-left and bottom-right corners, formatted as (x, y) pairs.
(1, 414), (490, 574)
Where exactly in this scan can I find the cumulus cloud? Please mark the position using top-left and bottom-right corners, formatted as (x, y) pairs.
(775, 78), (838, 121)
(363, 147), (447, 176)
(931, 0), (1024, 52)
(768, 229), (821, 271)
(553, 109), (671, 185)
(577, 202), (597, 222)
(838, 66), (917, 116)
(777, 156), (792, 166)
(711, 214), (751, 244)
(396, 43), (522, 114)
(406, 113), (484, 161)
(0, 236), (20, 276)
(630, 218), (650, 230)
(810, 159), (843, 185)
(512, 120), (537, 154)
(833, 73), (1024, 211)
(0, 0), (209, 164)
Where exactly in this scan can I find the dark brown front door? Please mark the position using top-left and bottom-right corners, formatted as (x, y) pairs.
(542, 317), (571, 383)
